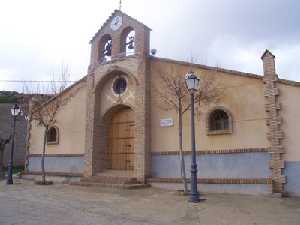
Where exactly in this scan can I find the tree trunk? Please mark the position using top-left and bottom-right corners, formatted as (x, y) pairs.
(41, 127), (47, 184)
(178, 99), (188, 193)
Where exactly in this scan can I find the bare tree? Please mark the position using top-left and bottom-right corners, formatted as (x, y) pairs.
(20, 65), (71, 184)
(154, 64), (222, 193)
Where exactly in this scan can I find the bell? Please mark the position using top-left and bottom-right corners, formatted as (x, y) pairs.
(104, 41), (112, 56)
(126, 36), (134, 50)
(105, 49), (112, 56)
(127, 42), (134, 50)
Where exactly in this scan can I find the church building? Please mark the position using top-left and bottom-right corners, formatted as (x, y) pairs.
(26, 10), (300, 196)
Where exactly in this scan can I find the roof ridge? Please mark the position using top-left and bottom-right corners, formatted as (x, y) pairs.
(151, 56), (262, 78)
(36, 75), (87, 109)
(151, 56), (300, 87)
(120, 10), (151, 31)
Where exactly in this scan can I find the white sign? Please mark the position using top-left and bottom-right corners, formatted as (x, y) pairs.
(160, 118), (174, 127)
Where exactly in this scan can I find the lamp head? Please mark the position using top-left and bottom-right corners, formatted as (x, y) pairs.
(11, 104), (21, 117)
(185, 71), (200, 93)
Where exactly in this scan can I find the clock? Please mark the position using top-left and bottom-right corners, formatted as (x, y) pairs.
(110, 16), (122, 31)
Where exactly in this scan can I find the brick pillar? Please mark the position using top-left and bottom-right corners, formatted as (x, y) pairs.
(134, 27), (151, 183)
(111, 35), (121, 59)
(133, 55), (151, 183)
(83, 72), (96, 177)
(262, 50), (286, 195)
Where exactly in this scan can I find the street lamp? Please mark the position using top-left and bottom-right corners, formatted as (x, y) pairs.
(7, 103), (21, 185)
(185, 71), (201, 203)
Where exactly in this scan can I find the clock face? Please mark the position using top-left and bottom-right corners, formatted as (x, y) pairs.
(110, 16), (122, 31)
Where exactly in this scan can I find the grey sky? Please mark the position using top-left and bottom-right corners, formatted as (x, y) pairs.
(0, 0), (299, 91)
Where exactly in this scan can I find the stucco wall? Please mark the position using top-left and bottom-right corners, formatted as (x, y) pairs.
(29, 82), (87, 155)
(150, 59), (269, 152)
(279, 83), (300, 161)
(278, 83), (300, 196)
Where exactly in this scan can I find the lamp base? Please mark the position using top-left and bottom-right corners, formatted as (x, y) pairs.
(189, 194), (200, 203)
(7, 162), (13, 185)
(188, 196), (206, 203)
(6, 179), (13, 185)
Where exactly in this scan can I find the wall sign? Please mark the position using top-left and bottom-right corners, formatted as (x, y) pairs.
(160, 118), (174, 127)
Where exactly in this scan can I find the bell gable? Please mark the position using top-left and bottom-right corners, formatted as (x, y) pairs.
(89, 10), (151, 68)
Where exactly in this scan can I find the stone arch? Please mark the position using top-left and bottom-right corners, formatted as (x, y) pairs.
(98, 34), (112, 63)
(90, 68), (138, 174)
(93, 104), (136, 173)
(206, 106), (233, 135)
(120, 26), (135, 56)
(102, 104), (135, 120)
(95, 66), (139, 91)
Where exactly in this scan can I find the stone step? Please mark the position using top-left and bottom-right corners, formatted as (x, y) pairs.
(70, 181), (151, 189)
(80, 176), (139, 185)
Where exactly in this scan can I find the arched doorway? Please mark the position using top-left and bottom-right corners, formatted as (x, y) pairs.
(107, 107), (135, 171)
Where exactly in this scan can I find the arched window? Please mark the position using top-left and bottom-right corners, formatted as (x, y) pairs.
(98, 34), (112, 63)
(47, 126), (59, 144)
(207, 108), (232, 135)
(120, 27), (135, 56)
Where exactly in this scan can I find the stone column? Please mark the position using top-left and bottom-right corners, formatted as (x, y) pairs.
(83, 72), (96, 177)
(131, 26), (151, 183)
(262, 50), (286, 195)
(134, 28), (151, 182)
(134, 57), (150, 183)
(111, 34), (121, 59)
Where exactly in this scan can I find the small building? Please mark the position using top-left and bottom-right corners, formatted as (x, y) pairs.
(26, 10), (300, 196)
(0, 91), (27, 167)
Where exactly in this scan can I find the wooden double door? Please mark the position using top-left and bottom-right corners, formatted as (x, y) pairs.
(107, 108), (135, 170)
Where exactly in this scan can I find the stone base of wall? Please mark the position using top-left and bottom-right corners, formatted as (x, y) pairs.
(285, 161), (300, 197)
(151, 150), (272, 195)
(27, 155), (84, 174)
(150, 182), (271, 195)
(26, 152), (300, 196)
(152, 151), (271, 178)
(21, 173), (81, 183)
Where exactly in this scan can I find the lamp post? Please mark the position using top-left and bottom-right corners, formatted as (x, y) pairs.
(185, 71), (201, 203)
(7, 104), (21, 185)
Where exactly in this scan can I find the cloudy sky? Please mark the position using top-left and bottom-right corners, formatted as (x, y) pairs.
(0, 0), (299, 91)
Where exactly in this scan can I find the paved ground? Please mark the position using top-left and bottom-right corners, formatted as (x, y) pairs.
(0, 179), (300, 225)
